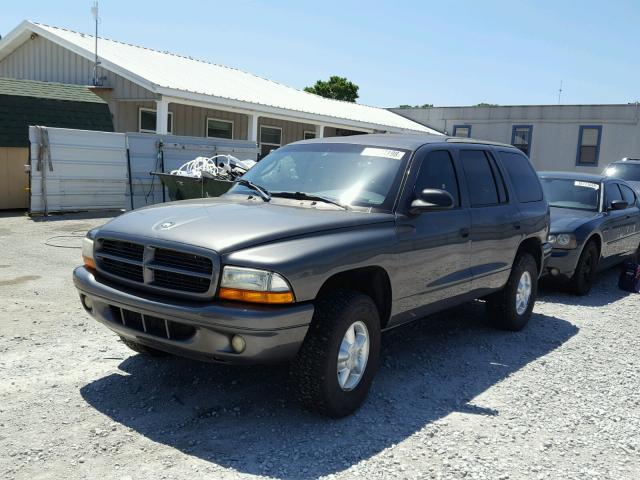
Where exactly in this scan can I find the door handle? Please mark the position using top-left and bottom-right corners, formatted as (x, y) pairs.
(460, 227), (470, 238)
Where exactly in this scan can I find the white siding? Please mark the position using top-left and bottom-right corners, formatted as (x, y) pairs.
(391, 105), (640, 173)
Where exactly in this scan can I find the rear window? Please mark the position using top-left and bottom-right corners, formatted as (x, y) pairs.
(604, 163), (640, 182)
(499, 151), (543, 203)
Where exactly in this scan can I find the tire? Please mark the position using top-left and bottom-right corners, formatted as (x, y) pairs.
(289, 290), (381, 418)
(569, 241), (599, 295)
(119, 336), (169, 357)
(486, 253), (538, 331)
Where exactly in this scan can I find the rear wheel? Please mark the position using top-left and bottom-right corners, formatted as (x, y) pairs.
(569, 241), (599, 295)
(289, 290), (381, 418)
(486, 253), (538, 331)
(119, 336), (169, 357)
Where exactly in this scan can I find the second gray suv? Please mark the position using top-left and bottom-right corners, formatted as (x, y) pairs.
(74, 134), (550, 417)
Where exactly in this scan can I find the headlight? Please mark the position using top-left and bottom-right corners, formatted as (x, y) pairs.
(219, 266), (294, 304)
(81, 236), (96, 269)
(548, 233), (577, 249)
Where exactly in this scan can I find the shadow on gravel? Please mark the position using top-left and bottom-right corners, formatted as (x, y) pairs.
(539, 267), (630, 307)
(81, 302), (577, 479)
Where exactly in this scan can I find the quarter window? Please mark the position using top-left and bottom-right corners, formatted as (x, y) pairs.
(414, 150), (460, 206)
(206, 118), (233, 139)
(576, 126), (602, 166)
(511, 125), (533, 156)
(260, 126), (282, 158)
(139, 108), (173, 134)
(499, 151), (543, 203)
(460, 150), (500, 206)
(453, 125), (471, 138)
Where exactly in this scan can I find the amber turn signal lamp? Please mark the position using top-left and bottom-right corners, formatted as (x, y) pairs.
(219, 288), (294, 304)
(83, 255), (96, 270)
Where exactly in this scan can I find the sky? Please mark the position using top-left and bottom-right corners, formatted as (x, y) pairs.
(1, 0), (638, 108)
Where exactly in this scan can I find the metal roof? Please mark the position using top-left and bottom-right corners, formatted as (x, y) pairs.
(0, 77), (107, 103)
(0, 21), (438, 134)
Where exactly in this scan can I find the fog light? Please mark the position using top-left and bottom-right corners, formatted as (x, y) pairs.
(550, 268), (560, 276)
(81, 294), (93, 311)
(231, 334), (246, 353)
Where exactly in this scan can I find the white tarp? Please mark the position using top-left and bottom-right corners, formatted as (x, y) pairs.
(29, 126), (127, 214)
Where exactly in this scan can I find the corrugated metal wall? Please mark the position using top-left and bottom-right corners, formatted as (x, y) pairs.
(28, 126), (128, 214)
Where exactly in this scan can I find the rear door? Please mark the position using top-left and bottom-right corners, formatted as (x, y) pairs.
(617, 183), (640, 254)
(393, 148), (472, 314)
(601, 182), (631, 260)
(458, 148), (523, 291)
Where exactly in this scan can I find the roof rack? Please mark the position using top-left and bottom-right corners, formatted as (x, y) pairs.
(445, 137), (514, 148)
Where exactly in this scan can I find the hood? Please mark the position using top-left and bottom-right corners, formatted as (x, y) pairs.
(549, 207), (600, 232)
(99, 198), (393, 253)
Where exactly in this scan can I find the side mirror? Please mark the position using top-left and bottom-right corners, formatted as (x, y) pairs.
(410, 188), (454, 214)
(610, 200), (629, 211)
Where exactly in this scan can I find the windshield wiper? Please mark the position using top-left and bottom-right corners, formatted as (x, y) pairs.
(271, 191), (351, 210)
(234, 179), (271, 202)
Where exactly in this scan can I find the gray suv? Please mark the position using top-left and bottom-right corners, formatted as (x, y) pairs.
(74, 134), (550, 417)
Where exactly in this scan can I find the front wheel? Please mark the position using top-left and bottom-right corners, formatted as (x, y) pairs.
(569, 241), (599, 295)
(289, 290), (381, 418)
(486, 253), (538, 331)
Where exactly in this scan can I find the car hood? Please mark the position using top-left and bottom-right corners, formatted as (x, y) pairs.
(99, 198), (393, 253)
(549, 207), (600, 232)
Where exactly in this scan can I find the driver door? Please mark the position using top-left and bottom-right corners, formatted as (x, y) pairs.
(393, 149), (472, 316)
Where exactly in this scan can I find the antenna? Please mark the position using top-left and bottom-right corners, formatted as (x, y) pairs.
(91, 1), (102, 86)
(557, 80), (563, 104)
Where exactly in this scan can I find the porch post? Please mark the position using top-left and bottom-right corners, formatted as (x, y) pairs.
(155, 97), (169, 135)
(247, 114), (259, 143)
(316, 124), (325, 138)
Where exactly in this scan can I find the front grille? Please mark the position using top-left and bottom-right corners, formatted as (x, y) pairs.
(101, 239), (144, 261)
(95, 237), (217, 298)
(109, 306), (195, 340)
(101, 257), (144, 282)
(154, 248), (213, 275)
(152, 269), (211, 293)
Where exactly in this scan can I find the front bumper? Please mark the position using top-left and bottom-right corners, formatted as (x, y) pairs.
(543, 248), (581, 279)
(73, 266), (313, 364)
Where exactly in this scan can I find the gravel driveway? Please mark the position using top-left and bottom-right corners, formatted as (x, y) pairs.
(1, 212), (638, 480)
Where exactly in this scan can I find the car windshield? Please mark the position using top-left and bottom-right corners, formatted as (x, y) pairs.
(603, 163), (640, 182)
(540, 178), (600, 211)
(226, 143), (411, 211)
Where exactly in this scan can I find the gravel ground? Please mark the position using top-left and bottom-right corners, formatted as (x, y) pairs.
(1, 211), (639, 480)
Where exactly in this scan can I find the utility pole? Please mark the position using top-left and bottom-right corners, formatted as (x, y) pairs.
(91, 1), (101, 86)
(557, 80), (563, 104)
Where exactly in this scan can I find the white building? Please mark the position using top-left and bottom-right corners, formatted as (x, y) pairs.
(391, 104), (640, 172)
(0, 21), (437, 158)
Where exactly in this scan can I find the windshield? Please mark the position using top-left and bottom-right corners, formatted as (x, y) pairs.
(540, 178), (600, 211)
(226, 143), (411, 211)
(603, 163), (640, 182)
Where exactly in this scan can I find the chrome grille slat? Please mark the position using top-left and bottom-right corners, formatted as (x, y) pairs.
(96, 236), (217, 299)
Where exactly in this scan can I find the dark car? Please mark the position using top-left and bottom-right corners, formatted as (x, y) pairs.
(539, 171), (640, 294)
(603, 158), (640, 193)
(74, 134), (550, 417)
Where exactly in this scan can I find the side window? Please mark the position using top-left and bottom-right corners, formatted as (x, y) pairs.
(460, 150), (500, 206)
(414, 150), (460, 206)
(619, 184), (637, 207)
(605, 183), (623, 207)
(499, 151), (544, 203)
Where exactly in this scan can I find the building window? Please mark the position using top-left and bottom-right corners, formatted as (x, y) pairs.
(576, 126), (602, 166)
(452, 125), (471, 138)
(260, 126), (282, 158)
(511, 125), (533, 156)
(206, 118), (233, 139)
(303, 130), (316, 140)
(139, 108), (173, 134)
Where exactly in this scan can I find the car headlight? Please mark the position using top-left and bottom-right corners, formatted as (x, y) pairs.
(219, 266), (294, 304)
(81, 229), (99, 270)
(548, 233), (577, 249)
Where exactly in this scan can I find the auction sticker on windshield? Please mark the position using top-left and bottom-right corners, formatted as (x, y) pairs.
(361, 147), (405, 160)
(574, 181), (600, 190)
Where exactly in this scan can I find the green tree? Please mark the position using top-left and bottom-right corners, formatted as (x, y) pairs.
(397, 103), (434, 109)
(304, 76), (359, 102)
(475, 102), (498, 107)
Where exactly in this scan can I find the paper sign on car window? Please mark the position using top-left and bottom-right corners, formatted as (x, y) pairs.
(574, 181), (600, 190)
(361, 147), (405, 160)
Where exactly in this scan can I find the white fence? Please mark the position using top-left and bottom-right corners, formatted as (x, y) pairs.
(28, 126), (258, 214)
(29, 126), (127, 214)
